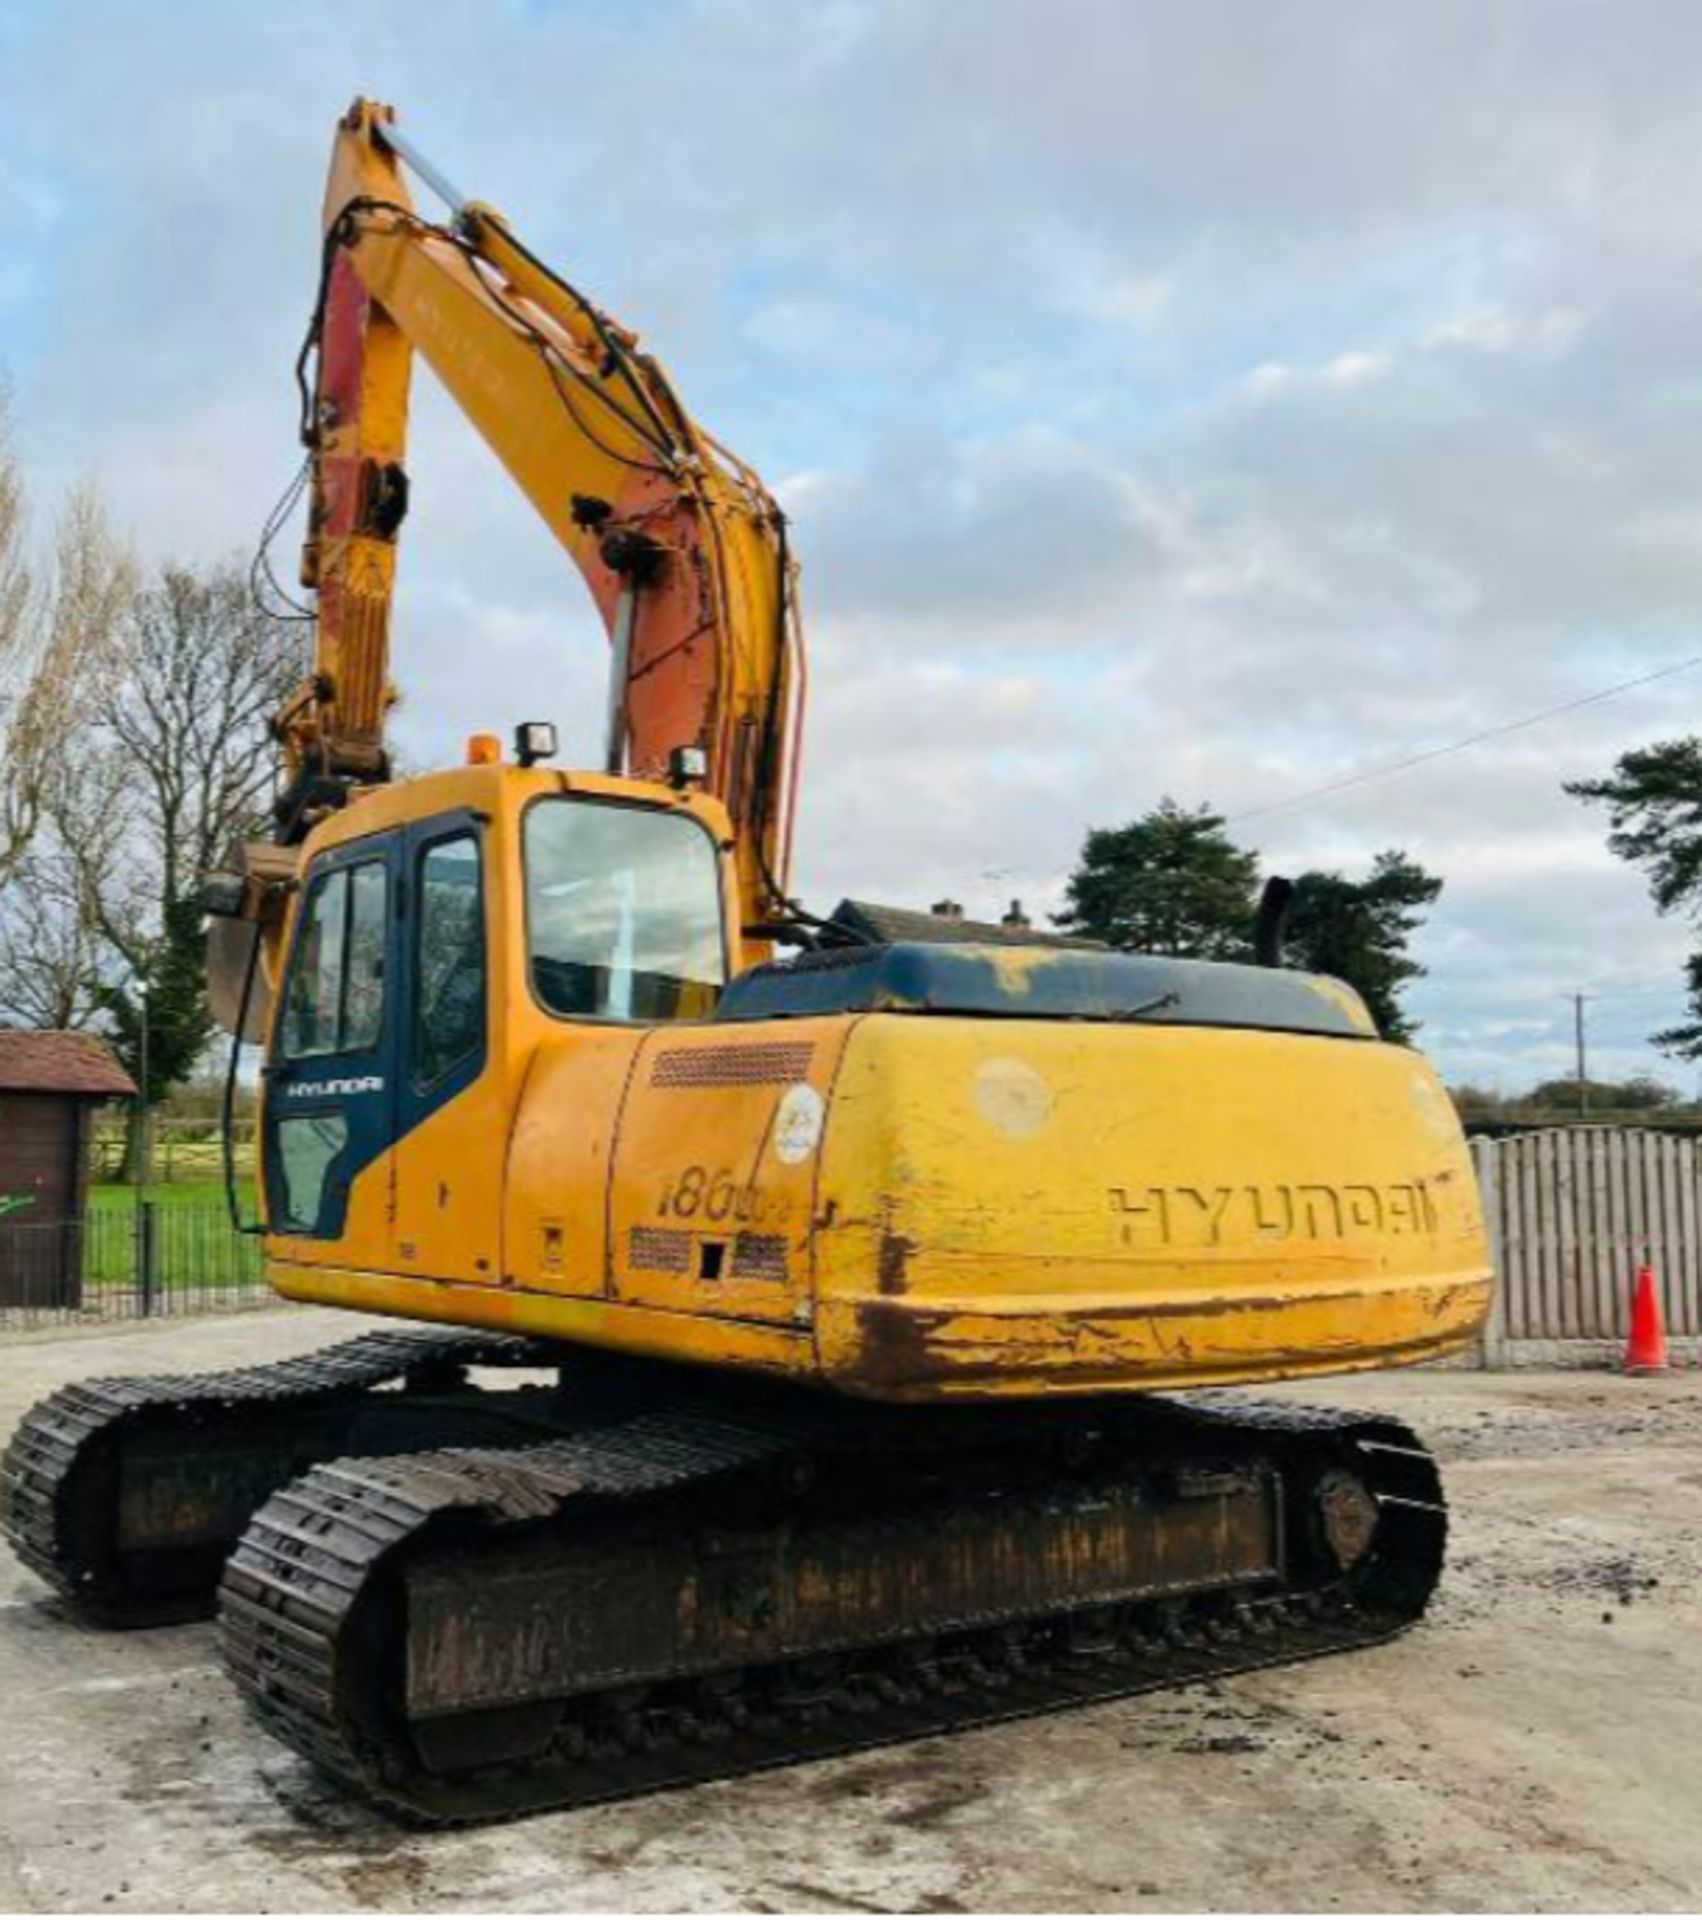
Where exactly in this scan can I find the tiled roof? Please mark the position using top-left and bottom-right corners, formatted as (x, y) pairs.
(0, 1030), (137, 1098)
(832, 899), (1102, 951)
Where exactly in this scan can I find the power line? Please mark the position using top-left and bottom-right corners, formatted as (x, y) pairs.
(1579, 969), (1678, 994)
(1226, 650), (1702, 826)
(1582, 982), (1688, 1004)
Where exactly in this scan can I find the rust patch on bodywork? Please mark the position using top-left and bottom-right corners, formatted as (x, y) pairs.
(854, 1299), (937, 1388)
(877, 1232), (916, 1296)
(849, 1278), (1492, 1395)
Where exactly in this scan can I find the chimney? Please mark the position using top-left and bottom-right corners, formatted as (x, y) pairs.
(1000, 898), (1031, 931)
(930, 898), (964, 921)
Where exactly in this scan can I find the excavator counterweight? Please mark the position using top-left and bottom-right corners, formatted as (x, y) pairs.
(0, 101), (1491, 1824)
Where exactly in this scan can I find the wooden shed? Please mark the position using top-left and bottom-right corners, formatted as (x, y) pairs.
(0, 1031), (136, 1308)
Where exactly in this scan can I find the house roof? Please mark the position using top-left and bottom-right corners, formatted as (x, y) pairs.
(831, 899), (1102, 951)
(0, 1030), (137, 1098)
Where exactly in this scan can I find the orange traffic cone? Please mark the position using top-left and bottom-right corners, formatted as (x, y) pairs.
(1624, 1264), (1670, 1375)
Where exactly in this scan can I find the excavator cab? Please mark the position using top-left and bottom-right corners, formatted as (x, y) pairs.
(256, 764), (738, 1300)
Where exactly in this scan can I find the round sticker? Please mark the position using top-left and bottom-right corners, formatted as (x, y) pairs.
(974, 1057), (1054, 1138)
(773, 1083), (826, 1165)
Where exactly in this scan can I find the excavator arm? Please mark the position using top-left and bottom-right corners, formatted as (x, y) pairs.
(276, 98), (802, 934)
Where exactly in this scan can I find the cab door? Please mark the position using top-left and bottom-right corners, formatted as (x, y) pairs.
(387, 812), (505, 1287)
(262, 835), (398, 1266)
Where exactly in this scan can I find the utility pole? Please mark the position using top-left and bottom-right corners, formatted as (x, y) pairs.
(138, 986), (150, 1188)
(129, 966), (157, 1316)
(1573, 992), (1590, 1118)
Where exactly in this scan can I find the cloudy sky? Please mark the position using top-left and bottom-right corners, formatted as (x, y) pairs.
(6, 0), (1702, 1089)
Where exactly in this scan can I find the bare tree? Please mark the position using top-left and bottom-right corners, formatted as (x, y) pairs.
(1, 392), (304, 1176)
(0, 393), (41, 886)
(0, 850), (104, 1029)
(45, 561), (306, 1170)
(60, 563), (302, 965)
(0, 396), (134, 893)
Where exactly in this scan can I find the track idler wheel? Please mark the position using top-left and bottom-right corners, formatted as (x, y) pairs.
(1312, 1467), (1381, 1572)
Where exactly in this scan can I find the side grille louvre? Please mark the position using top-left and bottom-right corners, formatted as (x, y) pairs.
(731, 1233), (790, 1282)
(627, 1227), (692, 1274)
(650, 1043), (815, 1089)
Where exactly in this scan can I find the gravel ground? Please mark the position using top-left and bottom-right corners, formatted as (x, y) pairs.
(0, 1309), (1699, 1913)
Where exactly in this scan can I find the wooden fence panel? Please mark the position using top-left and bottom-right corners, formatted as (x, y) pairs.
(1592, 1132), (1618, 1339)
(1470, 1128), (1702, 1364)
(1521, 1121), (1544, 1336)
(1675, 1137), (1699, 1337)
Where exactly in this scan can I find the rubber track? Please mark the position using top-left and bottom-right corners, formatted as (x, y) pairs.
(220, 1394), (1446, 1824)
(0, 1328), (542, 1618)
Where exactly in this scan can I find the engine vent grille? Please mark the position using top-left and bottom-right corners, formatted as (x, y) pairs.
(650, 1042), (815, 1089)
(627, 1226), (692, 1274)
(731, 1233), (791, 1283)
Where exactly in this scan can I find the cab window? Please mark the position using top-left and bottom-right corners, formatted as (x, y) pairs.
(415, 832), (485, 1085)
(273, 1113), (348, 1233)
(278, 859), (388, 1060)
(524, 799), (724, 1021)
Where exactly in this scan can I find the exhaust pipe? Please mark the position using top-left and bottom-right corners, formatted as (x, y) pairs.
(1254, 876), (1294, 968)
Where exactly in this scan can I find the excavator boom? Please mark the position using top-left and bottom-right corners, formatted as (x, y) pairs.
(279, 99), (800, 934)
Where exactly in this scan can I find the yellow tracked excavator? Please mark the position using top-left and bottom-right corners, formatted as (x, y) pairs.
(1, 102), (1491, 1822)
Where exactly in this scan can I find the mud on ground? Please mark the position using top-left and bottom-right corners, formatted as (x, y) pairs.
(0, 1311), (1698, 1913)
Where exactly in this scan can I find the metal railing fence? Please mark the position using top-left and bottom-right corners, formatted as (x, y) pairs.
(0, 1204), (269, 1328)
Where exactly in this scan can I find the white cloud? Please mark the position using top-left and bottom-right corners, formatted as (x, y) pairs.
(10, 0), (1702, 1086)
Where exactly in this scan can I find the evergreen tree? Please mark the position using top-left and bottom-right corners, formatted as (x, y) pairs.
(1284, 851), (1443, 1043)
(94, 898), (215, 1106)
(1568, 739), (1702, 1057)
(1057, 799), (1260, 959)
(1058, 803), (1442, 1039)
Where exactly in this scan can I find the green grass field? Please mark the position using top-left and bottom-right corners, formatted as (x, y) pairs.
(77, 1181), (264, 1291)
(89, 1178), (254, 1214)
